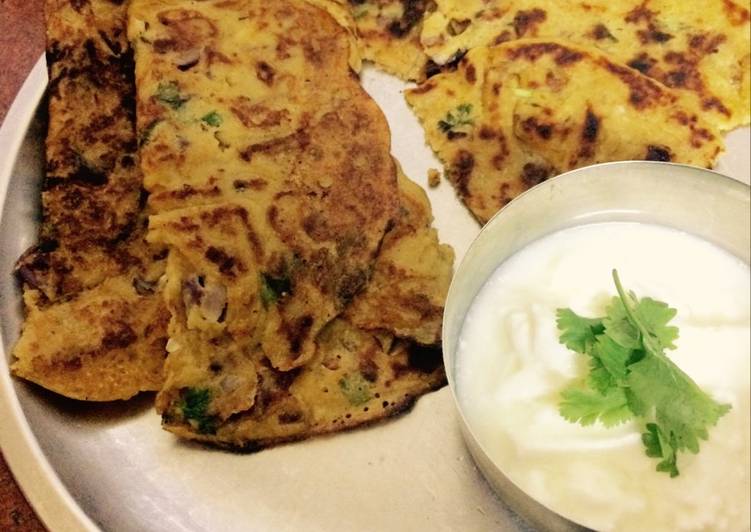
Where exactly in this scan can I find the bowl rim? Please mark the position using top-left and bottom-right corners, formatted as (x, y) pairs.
(441, 160), (750, 530)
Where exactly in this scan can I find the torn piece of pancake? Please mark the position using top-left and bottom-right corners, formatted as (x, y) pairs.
(150, 170), (452, 448)
(345, 169), (454, 346)
(12, 275), (170, 401)
(160, 319), (446, 450)
(130, 0), (399, 369)
(324, 0), (434, 81)
(406, 40), (724, 224)
(15, 0), (146, 302)
(131, 0), (452, 448)
(11, 0), (168, 401)
(420, 0), (751, 131)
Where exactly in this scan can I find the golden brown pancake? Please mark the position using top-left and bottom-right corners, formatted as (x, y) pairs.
(130, 0), (452, 447)
(12, 274), (169, 401)
(12, 0), (168, 401)
(420, 0), (750, 131)
(159, 319), (446, 450)
(406, 40), (725, 224)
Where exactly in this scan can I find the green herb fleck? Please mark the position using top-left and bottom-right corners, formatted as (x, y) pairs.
(339, 373), (372, 406)
(138, 118), (162, 147)
(179, 387), (217, 434)
(556, 269), (731, 477)
(259, 272), (291, 308)
(155, 81), (189, 110)
(201, 111), (223, 127)
(438, 103), (474, 135)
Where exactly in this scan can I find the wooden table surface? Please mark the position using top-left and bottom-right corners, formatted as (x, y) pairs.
(0, 0), (48, 529)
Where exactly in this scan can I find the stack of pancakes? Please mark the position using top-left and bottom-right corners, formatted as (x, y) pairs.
(12, 0), (454, 450)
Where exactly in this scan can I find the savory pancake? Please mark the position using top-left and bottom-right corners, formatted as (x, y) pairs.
(16, 0), (146, 302)
(12, 274), (170, 401)
(11, 0), (169, 401)
(129, 0), (359, 197)
(160, 318), (446, 450)
(345, 168), (454, 346)
(406, 40), (724, 223)
(420, 0), (751, 131)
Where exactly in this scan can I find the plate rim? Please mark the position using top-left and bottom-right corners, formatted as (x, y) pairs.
(0, 54), (99, 532)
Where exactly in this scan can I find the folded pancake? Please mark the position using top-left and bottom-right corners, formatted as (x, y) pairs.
(130, 0), (400, 368)
(16, 0), (146, 302)
(12, 275), (170, 401)
(406, 40), (724, 224)
(345, 169), (454, 346)
(160, 319), (445, 449)
(153, 170), (452, 448)
(420, 0), (750, 131)
(11, 0), (168, 401)
(130, 0), (452, 447)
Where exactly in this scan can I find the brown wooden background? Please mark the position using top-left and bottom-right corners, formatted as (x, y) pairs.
(0, 0), (48, 529)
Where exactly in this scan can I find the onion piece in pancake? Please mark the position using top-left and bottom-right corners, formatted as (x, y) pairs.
(406, 40), (724, 224)
(420, 0), (750, 131)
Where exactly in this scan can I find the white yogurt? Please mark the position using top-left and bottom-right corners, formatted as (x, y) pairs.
(456, 222), (750, 532)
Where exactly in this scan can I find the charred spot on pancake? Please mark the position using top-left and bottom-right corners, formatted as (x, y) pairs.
(256, 61), (275, 86)
(387, 0), (429, 38)
(582, 109), (600, 144)
(589, 23), (616, 41)
(449, 150), (475, 198)
(205, 246), (239, 276)
(722, 0), (750, 25)
(285, 314), (315, 359)
(521, 117), (553, 140)
(645, 145), (673, 162)
(513, 8), (547, 38)
(465, 63), (477, 84)
(522, 162), (554, 187)
(628, 53), (657, 74)
(102, 322), (138, 350)
(407, 344), (443, 374)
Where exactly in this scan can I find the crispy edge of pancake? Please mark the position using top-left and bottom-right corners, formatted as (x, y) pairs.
(406, 39), (725, 223)
(345, 168), (455, 345)
(12, 275), (170, 401)
(159, 319), (446, 450)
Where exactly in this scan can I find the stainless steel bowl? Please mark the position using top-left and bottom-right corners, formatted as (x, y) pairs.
(441, 161), (751, 531)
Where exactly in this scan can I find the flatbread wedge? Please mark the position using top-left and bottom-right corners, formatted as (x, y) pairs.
(11, 0), (168, 401)
(420, 0), (751, 131)
(406, 40), (724, 224)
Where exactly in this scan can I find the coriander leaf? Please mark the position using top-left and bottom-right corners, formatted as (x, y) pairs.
(642, 423), (679, 477)
(156, 81), (189, 110)
(603, 297), (641, 350)
(438, 103), (474, 135)
(591, 334), (631, 382)
(627, 355), (731, 454)
(339, 373), (372, 406)
(587, 358), (617, 395)
(201, 111), (223, 127)
(560, 386), (632, 428)
(556, 308), (604, 354)
(633, 297), (679, 351)
(180, 387), (217, 434)
(259, 272), (291, 308)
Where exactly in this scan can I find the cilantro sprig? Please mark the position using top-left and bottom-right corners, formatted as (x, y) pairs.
(557, 270), (731, 477)
(438, 103), (474, 136)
